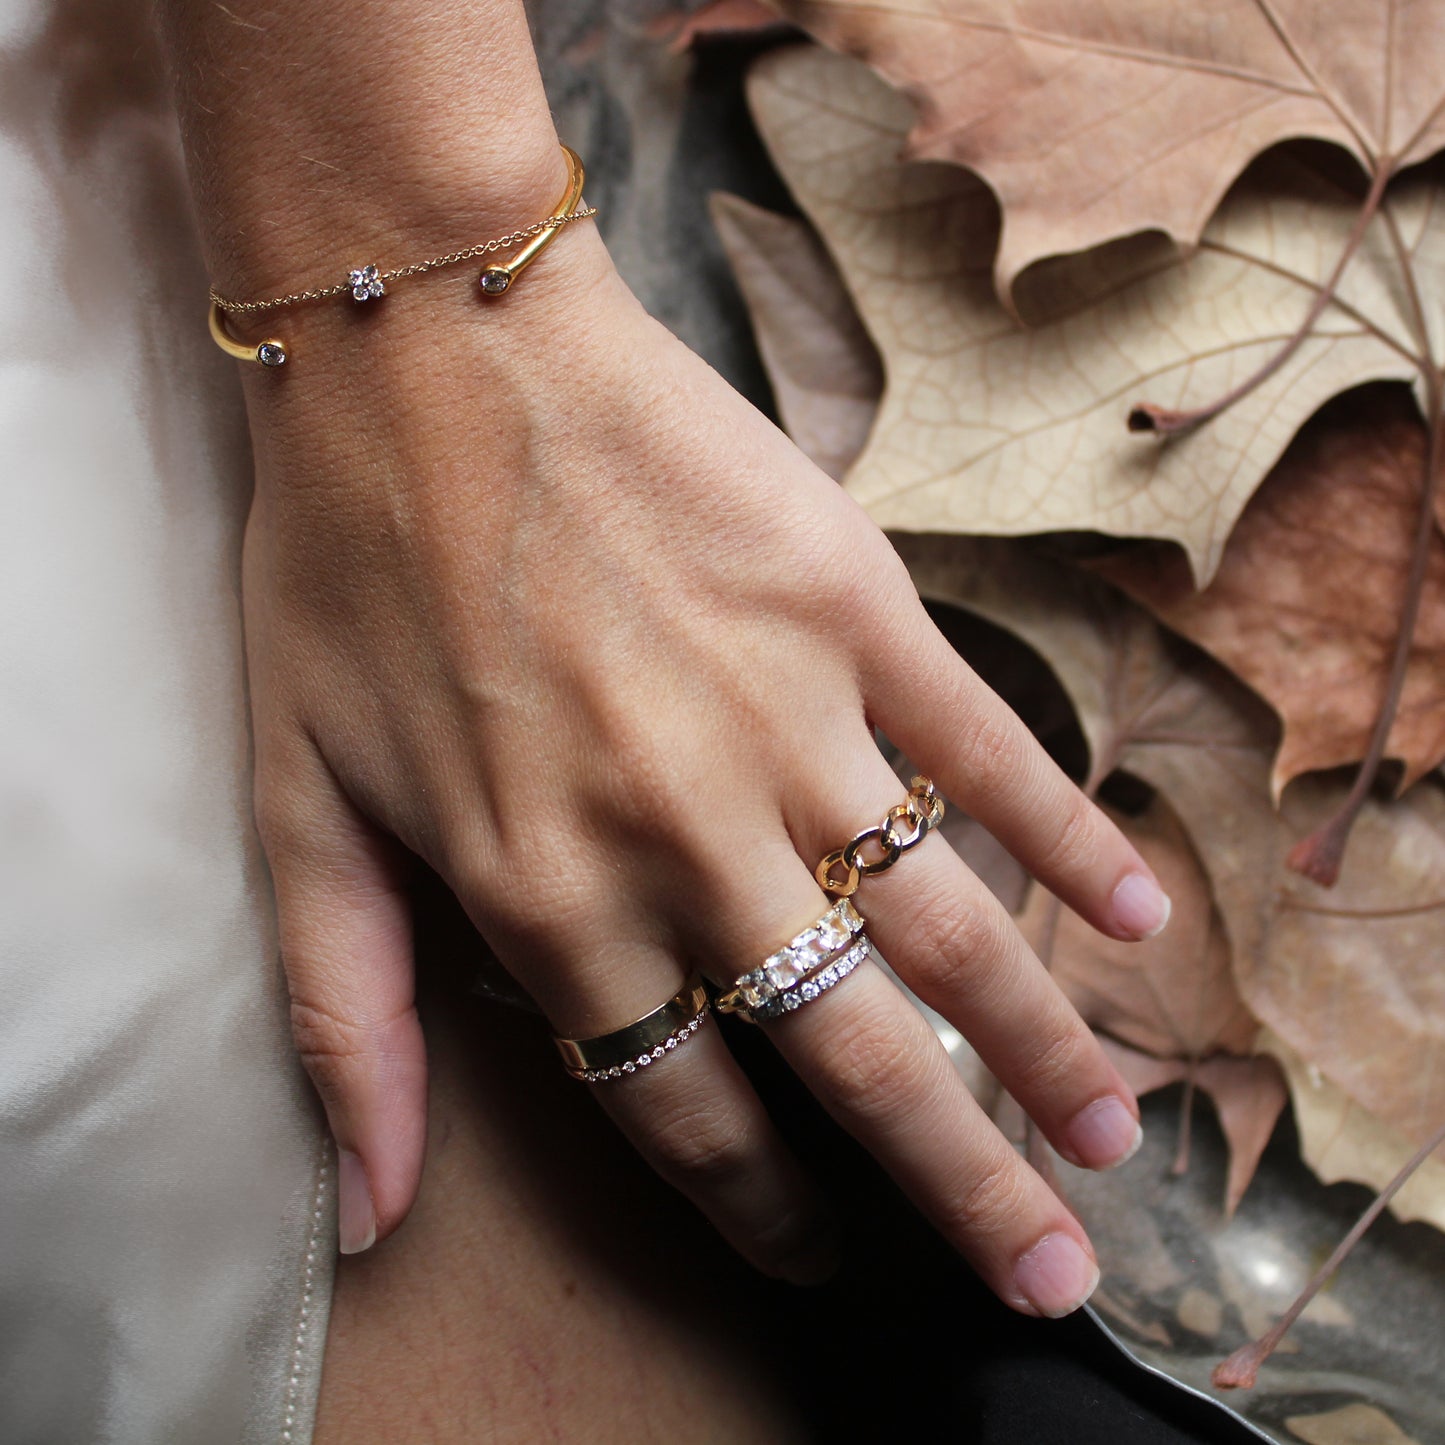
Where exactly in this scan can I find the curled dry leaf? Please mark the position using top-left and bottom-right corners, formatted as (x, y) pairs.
(893, 530), (1445, 1175)
(767, 0), (1445, 301)
(713, 195), (1445, 797)
(1261, 1029), (1445, 1234)
(710, 192), (883, 479)
(1020, 793), (1286, 1213)
(1127, 720), (1445, 1153)
(1099, 1037), (1287, 1219)
(746, 47), (1439, 582)
(1031, 796), (1256, 1059)
(1097, 384), (1445, 797)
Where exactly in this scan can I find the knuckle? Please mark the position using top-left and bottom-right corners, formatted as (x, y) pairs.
(901, 892), (1000, 997)
(963, 705), (1026, 782)
(939, 1150), (1032, 1242)
(1014, 1021), (1095, 1099)
(641, 1104), (756, 1190)
(814, 1004), (938, 1127)
(1031, 792), (1103, 879)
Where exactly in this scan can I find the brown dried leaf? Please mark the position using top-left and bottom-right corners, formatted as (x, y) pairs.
(1126, 722), (1445, 1152)
(897, 531), (1445, 1154)
(1021, 792), (1285, 1211)
(746, 47), (1435, 581)
(1032, 796), (1256, 1059)
(1263, 1029), (1445, 1233)
(1098, 386), (1445, 796)
(769, 0), (1445, 298)
(1101, 1038), (1288, 1218)
(710, 193), (882, 479)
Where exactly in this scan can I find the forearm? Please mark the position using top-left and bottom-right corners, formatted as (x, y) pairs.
(154, 0), (567, 299)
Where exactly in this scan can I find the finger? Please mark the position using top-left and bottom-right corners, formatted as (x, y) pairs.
(257, 761), (425, 1255)
(864, 610), (1172, 943)
(476, 898), (839, 1287)
(714, 847), (1101, 1319)
(802, 753), (1142, 1172)
(586, 987), (840, 1286)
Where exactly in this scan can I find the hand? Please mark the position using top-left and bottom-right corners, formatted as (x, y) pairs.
(241, 224), (1168, 1314)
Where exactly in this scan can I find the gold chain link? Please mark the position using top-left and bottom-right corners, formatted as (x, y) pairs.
(209, 205), (599, 316)
(814, 777), (944, 899)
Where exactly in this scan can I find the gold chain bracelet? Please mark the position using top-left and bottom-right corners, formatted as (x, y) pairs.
(207, 143), (596, 368)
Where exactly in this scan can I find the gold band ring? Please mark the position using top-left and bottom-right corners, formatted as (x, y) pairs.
(554, 974), (710, 1083)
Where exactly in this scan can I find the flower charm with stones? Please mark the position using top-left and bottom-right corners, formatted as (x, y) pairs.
(347, 264), (386, 302)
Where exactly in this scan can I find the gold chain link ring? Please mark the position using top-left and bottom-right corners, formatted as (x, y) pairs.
(813, 777), (943, 899)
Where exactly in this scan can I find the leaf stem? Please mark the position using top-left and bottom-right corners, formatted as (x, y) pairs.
(1212, 1116), (1445, 1389)
(1129, 163), (1391, 435)
(1286, 373), (1445, 884)
(1171, 1061), (1197, 1177)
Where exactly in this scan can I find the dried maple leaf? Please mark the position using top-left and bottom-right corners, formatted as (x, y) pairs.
(1127, 722), (1445, 1152)
(898, 532), (1445, 1154)
(1099, 1038), (1287, 1219)
(1020, 793), (1286, 1211)
(1097, 385), (1445, 796)
(1284, 1404), (1423, 1445)
(1035, 796), (1256, 1059)
(1262, 1029), (1445, 1233)
(710, 192), (882, 479)
(767, 0), (1445, 300)
(746, 46), (1435, 582)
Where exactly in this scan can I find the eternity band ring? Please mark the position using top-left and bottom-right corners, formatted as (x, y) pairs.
(716, 899), (869, 1024)
(554, 974), (711, 1083)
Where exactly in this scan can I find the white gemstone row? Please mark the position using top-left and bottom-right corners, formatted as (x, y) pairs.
(733, 899), (865, 1012)
(749, 938), (871, 1022)
(576, 1010), (709, 1084)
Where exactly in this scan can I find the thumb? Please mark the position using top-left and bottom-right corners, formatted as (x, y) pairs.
(260, 772), (425, 1254)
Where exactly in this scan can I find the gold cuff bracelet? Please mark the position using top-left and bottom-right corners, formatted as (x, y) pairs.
(207, 143), (596, 368)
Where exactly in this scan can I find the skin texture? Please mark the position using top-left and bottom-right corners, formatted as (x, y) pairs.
(154, 0), (1173, 1344)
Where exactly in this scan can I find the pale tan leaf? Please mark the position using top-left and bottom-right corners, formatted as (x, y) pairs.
(1124, 721), (1445, 1151)
(1285, 1402), (1422, 1445)
(1097, 386), (1445, 795)
(1263, 1030), (1445, 1234)
(746, 47), (1437, 581)
(1033, 796), (1256, 1058)
(1101, 1037), (1288, 1216)
(897, 531), (1445, 1153)
(770, 0), (1445, 297)
(709, 193), (882, 479)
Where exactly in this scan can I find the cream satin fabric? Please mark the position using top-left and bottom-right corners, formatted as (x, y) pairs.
(0, 2), (333, 1441)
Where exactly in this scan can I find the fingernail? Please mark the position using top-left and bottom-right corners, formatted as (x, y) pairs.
(1112, 873), (1172, 940)
(1013, 1234), (1100, 1319)
(337, 1149), (376, 1255)
(1064, 1096), (1144, 1170)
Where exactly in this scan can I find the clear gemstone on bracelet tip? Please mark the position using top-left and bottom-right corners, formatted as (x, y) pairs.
(479, 267), (512, 296)
(348, 264), (385, 302)
(256, 342), (287, 368)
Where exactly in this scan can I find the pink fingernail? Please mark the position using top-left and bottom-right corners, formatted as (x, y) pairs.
(1014, 1234), (1100, 1319)
(1065, 1096), (1144, 1170)
(1112, 873), (1172, 940)
(337, 1149), (376, 1255)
